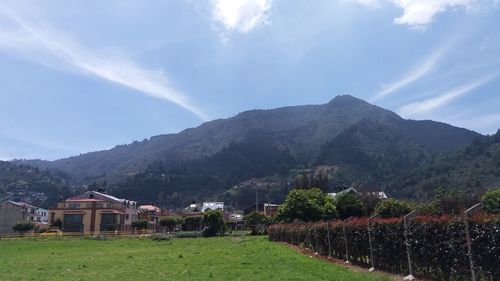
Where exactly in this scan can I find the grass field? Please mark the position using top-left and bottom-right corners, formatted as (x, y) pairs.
(0, 236), (391, 281)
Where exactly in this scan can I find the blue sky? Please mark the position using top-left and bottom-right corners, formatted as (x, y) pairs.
(0, 0), (499, 160)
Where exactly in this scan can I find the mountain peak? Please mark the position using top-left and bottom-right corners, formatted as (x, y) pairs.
(328, 95), (370, 106)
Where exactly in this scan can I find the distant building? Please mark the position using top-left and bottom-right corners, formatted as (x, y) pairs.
(48, 191), (138, 234)
(34, 207), (49, 224)
(328, 187), (388, 200)
(243, 203), (281, 217)
(138, 205), (162, 229)
(201, 202), (224, 212)
(0, 201), (37, 234)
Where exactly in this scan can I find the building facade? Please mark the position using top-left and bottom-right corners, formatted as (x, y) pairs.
(0, 201), (37, 234)
(49, 191), (138, 234)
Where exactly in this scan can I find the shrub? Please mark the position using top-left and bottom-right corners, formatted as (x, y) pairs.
(375, 199), (413, 218)
(482, 189), (500, 214)
(131, 220), (149, 230)
(173, 231), (203, 238)
(244, 211), (269, 235)
(149, 233), (171, 241)
(268, 215), (500, 281)
(277, 188), (338, 222)
(183, 216), (202, 231)
(202, 209), (225, 237)
(159, 217), (179, 232)
(12, 221), (36, 234)
(50, 218), (62, 229)
(335, 193), (364, 219)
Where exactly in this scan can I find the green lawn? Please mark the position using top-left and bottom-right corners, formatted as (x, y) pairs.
(0, 236), (390, 281)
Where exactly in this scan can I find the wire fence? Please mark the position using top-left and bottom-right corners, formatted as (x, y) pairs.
(268, 214), (500, 281)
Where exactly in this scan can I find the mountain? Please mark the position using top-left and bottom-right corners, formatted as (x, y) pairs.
(384, 130), (500, 199)
(11, 95), (486, 208)
(17, 95), (481, 181)
(0, 161), (77, 208)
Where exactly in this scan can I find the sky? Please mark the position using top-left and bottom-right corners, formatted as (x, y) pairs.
(0, 0), (499, 160)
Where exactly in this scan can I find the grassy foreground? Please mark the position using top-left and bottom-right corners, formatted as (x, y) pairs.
(0, 236), (390, 281)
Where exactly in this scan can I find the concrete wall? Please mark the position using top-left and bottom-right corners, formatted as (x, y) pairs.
(0, 202), (25, 234)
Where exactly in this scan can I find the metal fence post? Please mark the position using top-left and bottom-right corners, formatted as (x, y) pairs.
(464, 203), (482, 281)
(342, 221), (350, 264)
(368, 214), (378, 272)
(403, 210), (417, 281)
(327, 221), (332, 257)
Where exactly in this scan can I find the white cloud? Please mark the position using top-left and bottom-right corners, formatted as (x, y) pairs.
(356, 0), (496, 29)
(211, 0), (272, 33)
(371, 44), (447, 101)
(0, 5), (209, 121)
(398, 73), (498, 116)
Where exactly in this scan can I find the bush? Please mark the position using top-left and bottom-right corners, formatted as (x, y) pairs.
(12, 221), (36, 234)
(159, 217), (180, 232)
(335, 193), (364, 219)
(268, 214), (500, 281)
(375, 199), (413, 218)
(183, 216), (202, 231)
(482, 189), (500, 214)
(244, 211), (269, 235)
(202, 209), (225, 237)
(149, 233), (171, 241)
(173, 231), (203, 238)
(131, 220), (149, 230)
(50, 218), (62, 229)
(277, 188), (338, 222)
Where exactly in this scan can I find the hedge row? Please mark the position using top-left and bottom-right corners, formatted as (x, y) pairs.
(268, 215), (499, 281)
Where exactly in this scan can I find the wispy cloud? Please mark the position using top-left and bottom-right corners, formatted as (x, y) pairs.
(370, 44), (448, 102)
(0, 5), (209, 121)
(398, 73), (498, 116)
(211, 0), (272, 37)
(356, 0), (498, 29)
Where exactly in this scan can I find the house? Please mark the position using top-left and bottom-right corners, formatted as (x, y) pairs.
(243, 203), (281, 216)
(201, 202), (224, 212)
(48, 191), (138, 234)
(138, 205), (162, 229)
(34, 207), (49, 224)
(328, 187), (388, 200)
(0, 201), (37, 234)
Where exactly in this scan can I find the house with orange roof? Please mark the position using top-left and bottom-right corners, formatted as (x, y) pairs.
(48, 190), (138, 234)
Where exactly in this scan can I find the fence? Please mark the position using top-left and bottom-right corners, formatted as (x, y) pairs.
(268, 214), (499, 281)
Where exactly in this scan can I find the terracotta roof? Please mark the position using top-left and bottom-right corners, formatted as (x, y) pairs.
(139, 205), (161, 212)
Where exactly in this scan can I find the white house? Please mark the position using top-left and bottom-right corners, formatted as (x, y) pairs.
(201, 202), (224, 212)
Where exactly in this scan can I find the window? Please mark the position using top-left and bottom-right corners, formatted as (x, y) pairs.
(106, 203), (112, 208)
(50, 212), (55, 223)
(126, 214), (129, 220)
(86, 203), (92, 208)
(96, 202), (103, 208)
(68, 203), (80, 208)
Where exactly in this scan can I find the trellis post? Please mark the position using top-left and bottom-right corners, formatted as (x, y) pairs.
(368, 214), (378, 272)
(326, 221), (332, 257)
(342, 221), (350, 264)
(403, 210), (417, 281)
(463, 203), (482, 281)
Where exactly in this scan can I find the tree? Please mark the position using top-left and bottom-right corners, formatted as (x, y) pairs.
(277, 188), (337, 222)
(159, 217), (182, 232)
(50, 218), (62, 229)
(482, 188), (500, 214)
(244, 211), (268, 235)
(335, 193), (364, 219)
(202, 209), (225, 237)
(131, 220), (149, 231)
(12, 221), (36, 234)
(375, 199), (413, 218)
